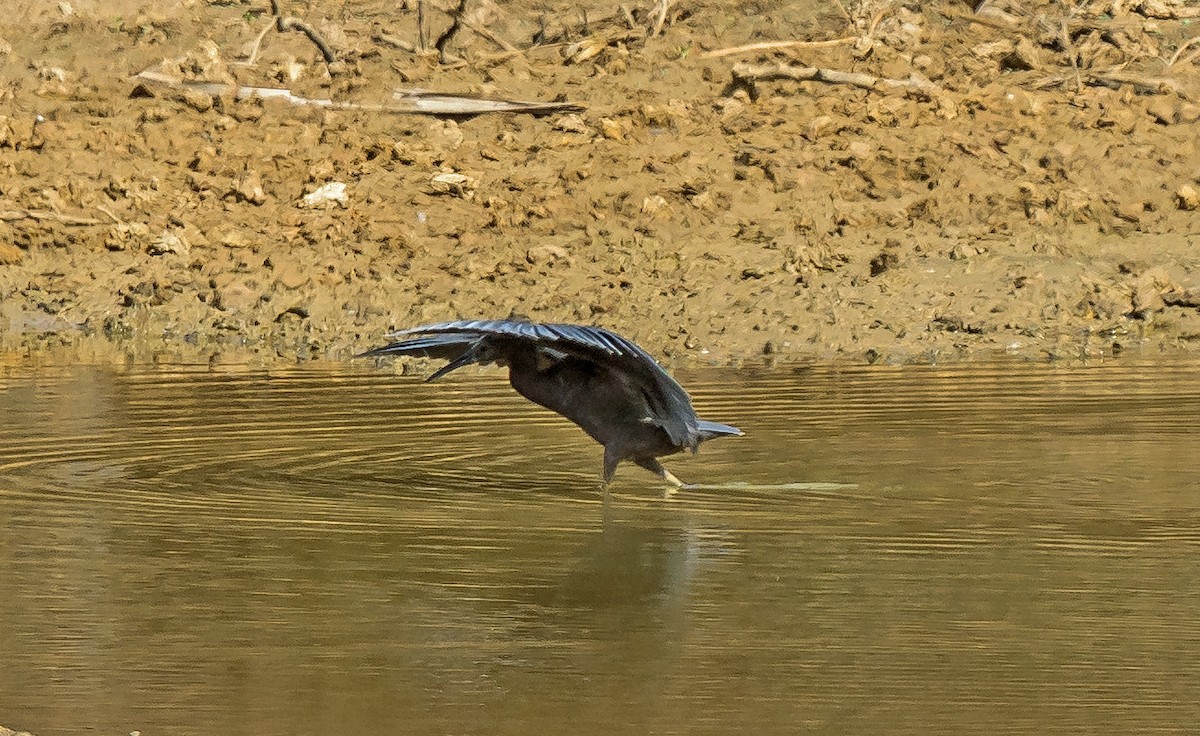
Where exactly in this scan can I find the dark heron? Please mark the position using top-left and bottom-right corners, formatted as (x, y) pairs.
(359, 319), (743, 487)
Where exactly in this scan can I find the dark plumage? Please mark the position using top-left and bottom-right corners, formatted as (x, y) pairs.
(359, 320), (743, 486)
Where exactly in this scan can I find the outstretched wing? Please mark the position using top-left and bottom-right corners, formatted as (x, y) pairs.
(366, 320), (699, 447)
(356, 333), (478, 361)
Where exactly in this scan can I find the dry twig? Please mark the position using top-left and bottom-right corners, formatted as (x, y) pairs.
(1057, 1), (1083, 93)
(418, 0), (428, 51)
(270, 0), (337, 64)
(1032, 68), (1187, 96)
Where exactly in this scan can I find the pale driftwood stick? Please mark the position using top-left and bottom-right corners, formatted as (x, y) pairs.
(1167, 33), (1200, 68)
(732, 62), (941, 95)
(701, 37), (856, 59)
(131, 67), (584, 115)
(649, 0), (668, 38)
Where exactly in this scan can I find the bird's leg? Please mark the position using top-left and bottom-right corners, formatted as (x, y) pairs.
(600, 446), (621, 495)
(634, 457), (685, 492)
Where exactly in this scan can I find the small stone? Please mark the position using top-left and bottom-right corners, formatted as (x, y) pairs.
(1147, 98), (1179, 126)
(1175, 184), (1199, 211)
(429, 171), (476, 199)
(971, 40), (1014, 59)
(526, 244), (569, 266)
(219, 230), (253, 249)
(563, 36), (606, 65)
(275, 262), (309, 290)
(847, 140), (873, 159)
(870, 248), (899, 276)
(552, 113), (589, 134)
(1002, 37), (1040, 71)
(598, 117), (624, 140)
(301, 181), (347, 207)
(147, 230), (189, 256)
(804, 115), (834, 140)
(237, 171), (266, 205)
(641, 194), (669, 215)
(181, 88), (213, 113)
(0, 242), (22, 264)
(213, 280), (259, 312)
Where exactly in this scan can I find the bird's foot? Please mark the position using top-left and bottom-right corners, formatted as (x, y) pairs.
(661, 470), (685, 498)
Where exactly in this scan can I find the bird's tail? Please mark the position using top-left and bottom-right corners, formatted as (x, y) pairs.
(696, 420), (743, 442)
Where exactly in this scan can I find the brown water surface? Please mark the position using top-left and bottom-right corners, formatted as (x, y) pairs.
(1, 363), (1198, 735)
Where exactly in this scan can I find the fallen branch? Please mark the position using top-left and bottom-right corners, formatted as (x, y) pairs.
(701, 37), (856, 59)
(1032, 68), (1188, 96)
(731, 62), (941, 96)
(0, 209), (104, 225)
(131, 67), (583, 116)
(1094, 70), (1189, 96)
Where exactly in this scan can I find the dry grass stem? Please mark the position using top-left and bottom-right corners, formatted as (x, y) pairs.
(701, 37), (856, 59)
(649, 0), (669, 38)
(1166, 33), (1200, 68)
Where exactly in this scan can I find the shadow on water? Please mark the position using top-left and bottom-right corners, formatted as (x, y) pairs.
(2, 362), (1200, 735)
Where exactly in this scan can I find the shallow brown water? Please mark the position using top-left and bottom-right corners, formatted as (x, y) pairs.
(1, 363), (1199, 735)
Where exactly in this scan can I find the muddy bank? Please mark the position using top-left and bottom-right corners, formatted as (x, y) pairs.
(2, 0), (1199, 368)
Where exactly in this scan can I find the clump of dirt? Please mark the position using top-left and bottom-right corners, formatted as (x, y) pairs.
(1, 0), (1199, 367)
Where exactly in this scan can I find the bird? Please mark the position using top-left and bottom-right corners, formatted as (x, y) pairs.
(359, 319), (743, 487)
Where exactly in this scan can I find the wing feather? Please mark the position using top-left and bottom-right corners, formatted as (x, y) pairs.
(378, 319), (698, 446)
(356, 332), (481, 360)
